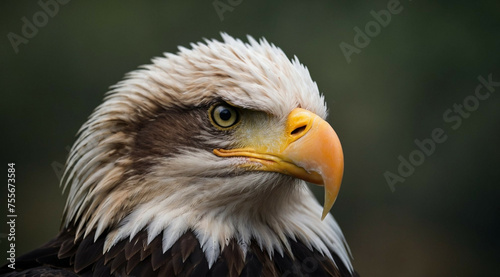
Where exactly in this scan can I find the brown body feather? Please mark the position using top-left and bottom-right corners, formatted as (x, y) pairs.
(0, 228), (358, 277)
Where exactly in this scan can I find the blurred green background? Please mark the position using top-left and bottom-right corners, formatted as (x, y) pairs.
(1, 1), (499, 276)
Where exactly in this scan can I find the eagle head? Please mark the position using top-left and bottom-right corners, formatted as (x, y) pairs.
(61, 33), (353, 275)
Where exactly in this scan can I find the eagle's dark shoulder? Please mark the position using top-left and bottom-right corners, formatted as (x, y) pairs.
(1, 228), (358, 277)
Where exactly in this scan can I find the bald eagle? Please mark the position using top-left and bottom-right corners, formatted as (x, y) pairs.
(1, 34), (358, 277)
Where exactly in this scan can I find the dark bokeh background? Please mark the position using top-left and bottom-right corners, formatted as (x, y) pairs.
(1, 1), (499, 276)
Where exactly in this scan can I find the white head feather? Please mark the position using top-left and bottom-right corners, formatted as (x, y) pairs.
(61, 33), (353, 273)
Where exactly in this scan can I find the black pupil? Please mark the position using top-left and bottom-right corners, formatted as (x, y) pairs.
(219, 108), (232, 121)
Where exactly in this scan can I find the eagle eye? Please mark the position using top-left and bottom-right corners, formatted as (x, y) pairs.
(209, 104), (240, 129)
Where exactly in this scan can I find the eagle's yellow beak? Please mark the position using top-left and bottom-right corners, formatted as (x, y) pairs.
(214, 108), (344, 220)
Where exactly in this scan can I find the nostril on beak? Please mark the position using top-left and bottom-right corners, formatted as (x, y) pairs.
(291, 125), (307, 136)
